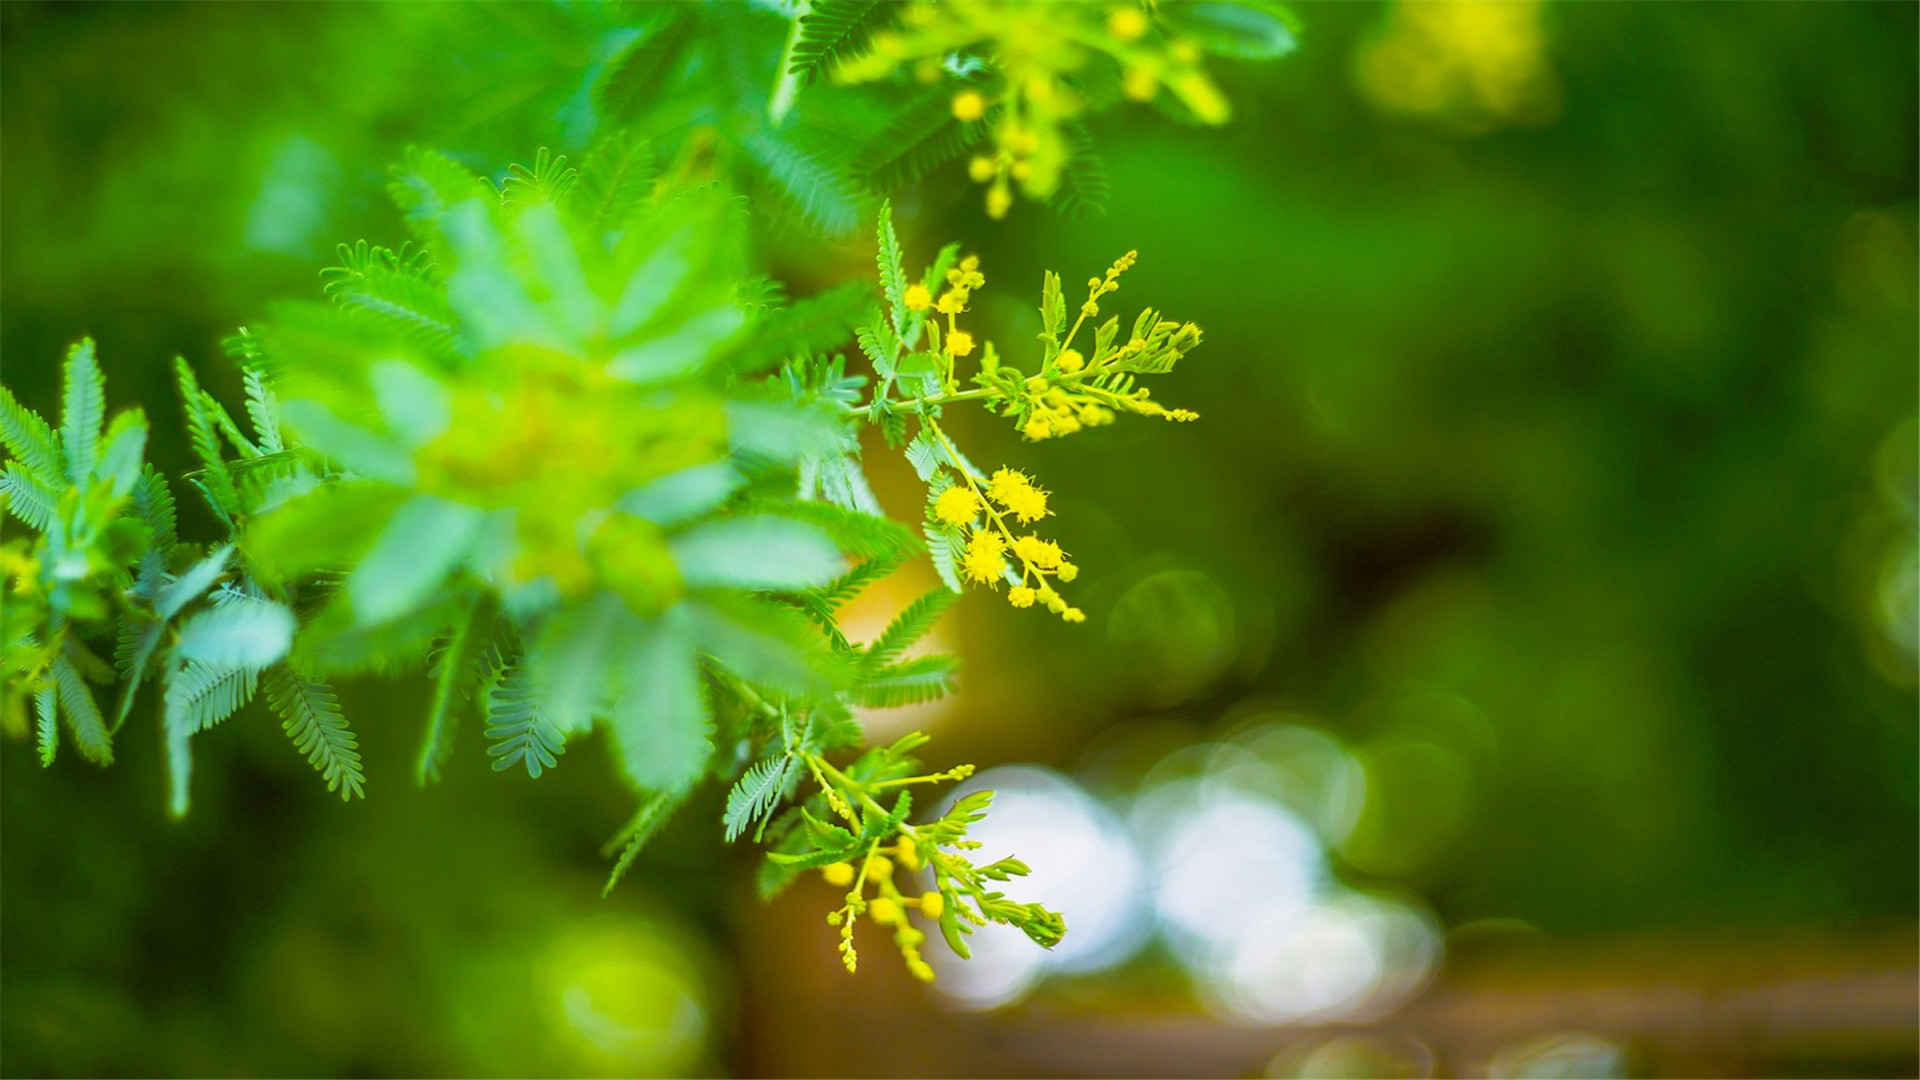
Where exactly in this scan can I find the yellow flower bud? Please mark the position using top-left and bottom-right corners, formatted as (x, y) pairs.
(868, 897), (902, 924)
(1023, 416), (1052, 441)
(1056, 562), (1079, 582)
(904, 283), (932, 311)
(968, 155), (996, 183)
(1009, 585), (1037, 608)
(1056, 349), (1085, 373)
(945, 329), (975, 357)
(934, 486), (982, 526)
(823, 862), (855, 887)
(920, 891), (945, 917)
(1062, 607), (1086, 623)
(865, 854), (894, 879)
(1108, 6), (1149, 40)
(951, 90), (987, 121)
(897, 837), (921, 871)
(986, 184), (1012, 219)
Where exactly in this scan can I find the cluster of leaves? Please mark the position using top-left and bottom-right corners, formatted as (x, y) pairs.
(1, 0), (1264, 983)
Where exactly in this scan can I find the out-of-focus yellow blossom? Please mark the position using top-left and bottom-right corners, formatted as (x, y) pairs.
(945, 329), (975, 357)
(834, 1), (1234, 217)
(822, 862), (855, 887)
(1108, 6), (1148, 40)
(903, 283), (933, 311)
(1355, 0), (1560, 131)
(951, 89), (987, 121)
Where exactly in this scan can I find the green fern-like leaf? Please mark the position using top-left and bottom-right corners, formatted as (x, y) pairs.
(601, 791), (681, 897)
(483, 661), (566, 779)
(0, 382), (62, 485)
(815, 551), (907, 612)
(241, 366), (283, 454)
(173, 595), (295, 670)
(51, 651), (112, 766)
(742, 126), (868, 236)
(862, 587), (956, 672)
(60, 338), (104, 487)
(1052, 121), (1112, 218)
(173, 358), (240, 521)
(501, 147), (579, 208)
(164, 659), (258, 735)
(858, 91), (988, 195)
(161, 658), (258, 817)
(577, 129), (657, 232)
(740, 496), (919, 562)
(596, 10), (693, 121)
(789, 0), (889, 83)
(320, 241), (462, 361)
(33, 687), (57, 767)
(112, 600), (167, 732)
(0, 465), (55, 531)
(923, 519), (964, 594)
(387, 146), (495, 254)
(724, 753), (797, 841)
(874, 198), (908, 320)
(852, 653), (958, 708)
(265, 665), (366, 801)
(415, 603), (492, 786)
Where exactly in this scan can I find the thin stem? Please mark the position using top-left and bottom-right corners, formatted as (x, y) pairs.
(767, 2), (812, 124)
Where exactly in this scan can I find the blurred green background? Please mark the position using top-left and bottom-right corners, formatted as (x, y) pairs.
(3, 2), (1914, 1076)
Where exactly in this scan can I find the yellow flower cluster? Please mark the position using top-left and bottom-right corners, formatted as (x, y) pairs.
(987, 467), (1048, 524)
(835, 1), (1233, 218)
(961, 528), (1007, 584)
(1018, 252), (1201, 441)
(932, 485), (981, 527)
(820, 839), (946, 982)
(942, 466), (1083, 621)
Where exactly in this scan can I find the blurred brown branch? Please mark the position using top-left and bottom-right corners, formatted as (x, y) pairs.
(738, 901), (1917, 1078)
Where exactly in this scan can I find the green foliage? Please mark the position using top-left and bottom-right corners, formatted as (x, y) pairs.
(0, 0), (1280, 987)
(787, 0), (891, 85)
